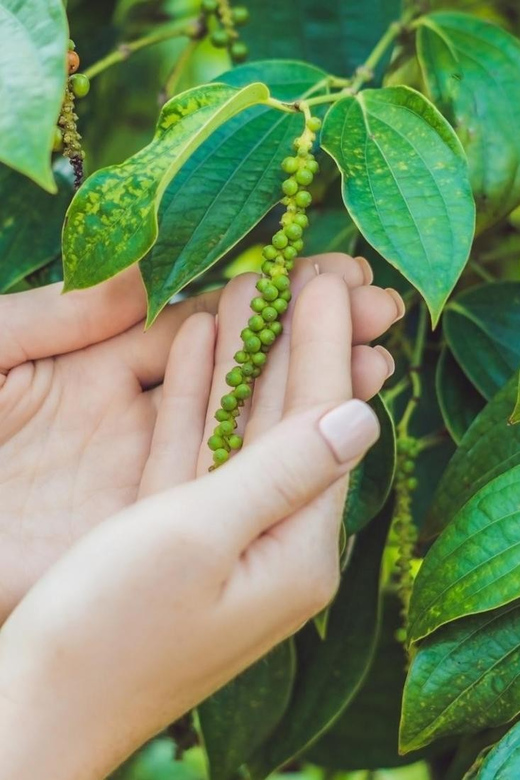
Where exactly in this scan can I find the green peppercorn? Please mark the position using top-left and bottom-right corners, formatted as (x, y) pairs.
(407, 477), (419, 491)
(251, 297), (266, 313)
(230, 42), (249, 62)
(272, 231), (289, 250)
(282, 156), (299, 174)
(201, 0), (218, 11)
(242, 361), (255, 376)
(68, 39), (76, 50)
(226, 367), (243, 387)
(294, 213), (309, 229)
(261, 284), (279, 302)
(213, 448), (229, 465)
(231, 5), (249, 24)
(234, 350), (247, 363)
(252, 367), (261, 378)
(228, 434), (244, 449)
(284, 223), (303, 241)
(262, 244), (278, 261)
(307, 159), (319, 174)
(273, 298), (288, 315)
(235, 383), (252, 400)
(261, 261), (275, 276)
(295, 168), (313, 186)
(273, 274), (290, 291)
(52, 126), (64, 152)
(307, 116), (322, 133)
(269, 321), (283, 336)
(256, 278), (270, 293)
(248, 315), (265, 332)
(218, 420), (235, 436)
(208, 434), (225, 451)
(280, 289), (292, 302)
(211, 29), (229, 47)
(241, 327), (254, 341)
(295, 190), (312, 208)
(259, 328), (276, 346)
(244, 335), (262, 353)
(221, 394), (238, 411)
(283, 245), (297, 261)
(70, 73), (90, 98)
(403, 460), (415, 474)
(252, 352), (267, 367)
(291, 238), (304, 253)
(215, 409), (231, 422)
(262, 306), (278, 322)
(282, 177), (298, 197)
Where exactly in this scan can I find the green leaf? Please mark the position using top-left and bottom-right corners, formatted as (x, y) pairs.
(475, 722), (520, 779)
(321, 87), (475, 326)
(425, 373), (520, 538)
(306, 595), (427, 771)
(0, 163), (73, 292)
(246, 504), (392, 778)
(436, 347), (485, 445)
(0, 0), (67, 192)
(400, 603), (520, 753)
(199, 642), (295, 780)
(140, 61), (326, 325)
(417, 12), (520, 231)
(510, 380), (520, 425)
(62, 82), (270, 291)
(345, 395), (396, 534)
(444, 283), (520, 401)
(409, 465), (520, 644)
(292, 207), (357, 258)
(242, 0), (401, 84)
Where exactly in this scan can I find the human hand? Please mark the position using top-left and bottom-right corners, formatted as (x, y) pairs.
(0, 263), (401, 780)
(0, 254), (401, 622)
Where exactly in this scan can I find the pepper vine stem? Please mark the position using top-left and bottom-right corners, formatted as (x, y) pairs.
(397, 303), (428, 437)
(83, 16), (201, 80)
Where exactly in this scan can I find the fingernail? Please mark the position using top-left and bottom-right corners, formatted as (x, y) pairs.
(373, 345), (395, 378)
(319, 399), (380, 464)
(354, 256), (374, 285)
(385, 288), (406, 321)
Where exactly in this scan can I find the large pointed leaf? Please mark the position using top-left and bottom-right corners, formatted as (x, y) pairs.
(345, 395), (396, 534)
(140, 61), (326, 325)
(242, 0), (401, 83)
(306, 595), (427, 771)
(321, 87), (475, 325)
(436, 347), (485, 445)
(0, 0), (67, 192)
(444, 283), (520, 401)
(475, 722), (520, 779)
(0, 163), (73, 292)
(417, 12), (520, 231)
(409, 466), (520, 644)
(246, 505), (392, 779)
(425, 374), (520, 538)
(62, 82), (269, 291)
(400, 603), (520, 753)
(199, 641), (295, 780)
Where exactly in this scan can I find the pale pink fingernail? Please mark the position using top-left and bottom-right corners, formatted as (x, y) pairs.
(319, 399), (380, 464)
(385, 288), (406, 321)
(374, 345), (395, 378)
(354, 256), (374, 285)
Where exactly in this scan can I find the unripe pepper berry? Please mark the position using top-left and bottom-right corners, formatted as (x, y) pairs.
(296, 168), (313, 186)
(284, 223), (303, 241)
(221, 394), (238, 411)
(226, 367), (243, 387)
(272, 231), (289, 250)
(250, 297), (266, 313)
(262, 306), (278, 322)
(201, 0), (218, 11)
(211, 29), (229, 47)
(282, 178), (298, 197)
(213, 448), (229, 465)
(231, 5), (250, 25)
(230, 42), (248, 62)
(70, 73), (90, 98)
(281, 157), (299, 174)
(228, 434), (244, 450)
(273, 298), (288, 315)
(295, 190), (312, 208)
(208, 434), (225, 451)
(235, 383), (252, 400)
(248, 315), (265, 332)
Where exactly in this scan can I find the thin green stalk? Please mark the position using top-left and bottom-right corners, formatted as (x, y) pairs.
(397, 303), (428, 436)
(160, 39), (200, 103)
(84, 17), (200, 80)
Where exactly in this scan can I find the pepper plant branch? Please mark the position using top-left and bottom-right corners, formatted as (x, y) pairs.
(84, 16), (201, 80)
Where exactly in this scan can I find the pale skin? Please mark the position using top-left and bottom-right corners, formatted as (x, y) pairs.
(0, 253), (402, 779)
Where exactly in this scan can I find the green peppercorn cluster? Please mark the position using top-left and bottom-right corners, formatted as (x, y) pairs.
(208, 114), (322, 469)
(392, 435), (419, 640)
(201, 0), (249, 63)
(53, 40), (90, 189)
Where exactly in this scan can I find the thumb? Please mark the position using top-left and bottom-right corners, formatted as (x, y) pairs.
(211, 398), (380, 548)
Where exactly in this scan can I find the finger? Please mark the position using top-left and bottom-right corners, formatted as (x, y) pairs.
(352, 345), (395, 400)
(196, 273), (259, 474)
(139, 313), (216, 497)
(351, 285), (405, 345)
(284, 273), (353, 416)
(0, 266), (146, 375)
